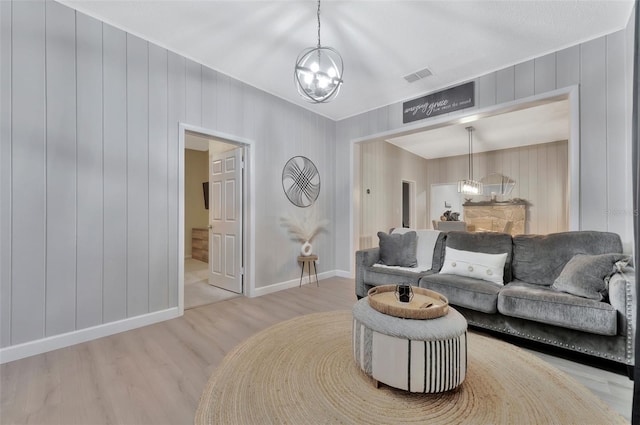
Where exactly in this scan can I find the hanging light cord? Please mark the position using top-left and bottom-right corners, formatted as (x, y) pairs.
(466, 126), (474, 180)
(317, 0), (321, 49)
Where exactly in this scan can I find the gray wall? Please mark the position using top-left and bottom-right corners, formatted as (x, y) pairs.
(0, 0), (336, 348)
(335, 26), (636, 271)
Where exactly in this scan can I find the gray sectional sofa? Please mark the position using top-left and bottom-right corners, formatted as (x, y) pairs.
(355, 230), (636, 373)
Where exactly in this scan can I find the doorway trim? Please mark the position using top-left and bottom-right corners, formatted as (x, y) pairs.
(349, 85), (580, 274)
(178, 123), (256, 315)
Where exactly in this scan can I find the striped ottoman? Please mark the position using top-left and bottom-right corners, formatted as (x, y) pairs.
(352, 298), (468, 393)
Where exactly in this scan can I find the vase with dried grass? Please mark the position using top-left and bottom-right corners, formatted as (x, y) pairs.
(280, 207), (329, 257)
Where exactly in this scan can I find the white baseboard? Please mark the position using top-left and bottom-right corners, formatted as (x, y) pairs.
(250, 270), (338, 297)
(0, 307), (182, 364)
(1, 268), (352, 362)
(335, 270), (353, 279)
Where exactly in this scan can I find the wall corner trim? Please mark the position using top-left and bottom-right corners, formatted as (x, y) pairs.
(335, 270), (353, 279)
(0, 307), (182, 364)
(249, 270), (338, 298)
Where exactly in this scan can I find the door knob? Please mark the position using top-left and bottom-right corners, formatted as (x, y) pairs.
(208, 224), (213, 229)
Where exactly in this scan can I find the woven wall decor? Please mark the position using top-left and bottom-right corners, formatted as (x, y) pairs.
(282, 156), (320, 207)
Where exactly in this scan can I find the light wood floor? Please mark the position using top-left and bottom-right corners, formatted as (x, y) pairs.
(184, 259), (239, 309)
(0, 277), (633, 424)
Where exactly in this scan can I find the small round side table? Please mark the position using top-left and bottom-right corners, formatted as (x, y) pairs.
(297, 255), (319, 287)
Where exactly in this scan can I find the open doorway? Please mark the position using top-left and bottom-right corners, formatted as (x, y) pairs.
(402, 180), (415, 228)
(352, 87), (579, 254)
(183, 130), (245, 309)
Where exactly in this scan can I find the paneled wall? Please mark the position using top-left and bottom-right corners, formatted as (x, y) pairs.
(359, 141), (429, 248)
(0, 1), (336, 349)
(336, 26), (635, 272)
(426, 141), (569, 235)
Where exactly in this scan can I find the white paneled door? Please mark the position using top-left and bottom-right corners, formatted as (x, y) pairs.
(209, 147), (243, 294)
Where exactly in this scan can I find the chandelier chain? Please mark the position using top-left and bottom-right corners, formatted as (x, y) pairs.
(317, 0), (321, 48)
(467, 126), (474, 180)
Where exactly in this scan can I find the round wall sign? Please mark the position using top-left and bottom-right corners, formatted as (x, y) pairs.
(282, 156), (320, 208)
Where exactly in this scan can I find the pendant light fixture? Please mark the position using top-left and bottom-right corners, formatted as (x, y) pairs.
(294, 0), (344, 103)
(457, 126), (483, 195)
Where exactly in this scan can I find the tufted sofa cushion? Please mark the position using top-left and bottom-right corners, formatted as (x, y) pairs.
(420, 273), (501, 314)
(498, 281), (617, 336)
(511, 231), (623, 286)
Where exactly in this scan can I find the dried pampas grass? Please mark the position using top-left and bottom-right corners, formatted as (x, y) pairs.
(280, 207), (329, 243)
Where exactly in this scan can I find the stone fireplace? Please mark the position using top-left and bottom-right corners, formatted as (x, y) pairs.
(462, 200), (527, 235)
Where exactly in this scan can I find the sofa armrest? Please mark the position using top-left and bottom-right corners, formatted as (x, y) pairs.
(355, 248), (380, 298)
(609, 266), (635, 364)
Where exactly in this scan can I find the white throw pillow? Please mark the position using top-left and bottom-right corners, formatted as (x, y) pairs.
(440, 247), (508, 285)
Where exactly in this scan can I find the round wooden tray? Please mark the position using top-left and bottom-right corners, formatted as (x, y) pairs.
(367, 285), (449, 319)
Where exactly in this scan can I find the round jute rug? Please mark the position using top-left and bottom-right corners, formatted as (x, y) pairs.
(195, 311), (626, 425)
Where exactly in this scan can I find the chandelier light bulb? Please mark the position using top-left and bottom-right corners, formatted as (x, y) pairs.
(304, 73), (313, 85)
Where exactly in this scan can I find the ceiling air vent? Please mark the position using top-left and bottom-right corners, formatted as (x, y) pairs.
(403, 67), (433, 83)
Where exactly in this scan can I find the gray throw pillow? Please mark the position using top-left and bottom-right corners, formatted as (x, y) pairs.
(377, 231), (418, 267)
(551, 253), (630, 300)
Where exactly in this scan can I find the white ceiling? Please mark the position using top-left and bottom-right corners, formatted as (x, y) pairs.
(59, 0), (634, 121)
(387, 98), (570, 159)
(185, 131), (238, 153)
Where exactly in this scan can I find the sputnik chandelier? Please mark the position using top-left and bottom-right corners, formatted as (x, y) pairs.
(294, 0), (344, 103)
